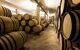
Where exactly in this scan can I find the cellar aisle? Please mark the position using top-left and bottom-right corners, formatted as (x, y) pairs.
(24, 24), (60, 50)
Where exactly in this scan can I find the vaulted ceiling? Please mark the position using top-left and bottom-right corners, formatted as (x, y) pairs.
(1, 0), (60, 15)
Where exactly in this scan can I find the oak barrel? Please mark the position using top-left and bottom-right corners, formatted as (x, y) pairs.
(59, 33), (67, 50)
(56, 6), (61, 31)
(0, 16), (19, 34)
(25, 26), (31, 33)
(0, 31), (27, 50)
(21, 20), (26, 26)
(11, 18), (19, 31)
(23, 14), (30, 21)
(8, 31), (27, 50)
(62, 10), (80, 43)
(60, 0), (69, 16)
(0, 6), (12, 17)
(33, 25), (42, 33)
(68, 0), (80, 11)
(0, 34), (16, 50)
(0, 16), (13, 34)
(29, 19), (38, 27)
(16, 14), (23, 21)
(0, 6), (5, 16)
(68, 0), (80, 5)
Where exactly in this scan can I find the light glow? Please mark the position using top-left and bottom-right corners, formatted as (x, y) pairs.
(17, 1), (37, 11)
(40, 11), (45, 16)
(44, 0), (60, 8)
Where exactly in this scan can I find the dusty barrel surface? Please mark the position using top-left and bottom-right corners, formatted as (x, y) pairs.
(59, 33), (67, 50)
(8, 31), (27, 50)
(0, 16), (19, 34)
(23, 14), (31, 21)
(0, 36), (12, 50)
(0, 31), (27, 50)
(0, 16), (13, 34)
(11, 18), (19, 31)
(55, 6), (61, 31)
(68, 0), (80, 11)
(33, 25), (42, 33)
(62, 10), (80, 43)
(16, 14), (23, 21)
(0, 6), (12, 17)
(68, 0), (80, 5)
(60, 0), (80, 16)
(29, 19), (38, 27)
(21, 20), (26, 26)
(60, 0), (69, 16)
(0, 6), (4, 16)
(25, 26), (31, 33)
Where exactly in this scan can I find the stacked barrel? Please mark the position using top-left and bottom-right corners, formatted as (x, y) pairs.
(0, 5), (49, 50)
(0, 6), (28, 50)
(0, 16), (19, 34)
(13, 14), (49, 34)
(0, 6), (49, 35)
(0, 6), (12, 17)
(0, 31), (27, 50)
(56, 0), (80, 50)
(0, 16), (27, 50)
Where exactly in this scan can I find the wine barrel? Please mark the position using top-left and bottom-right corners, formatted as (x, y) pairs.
(0, 16), (13, 34)
(69, 0), (80, 5)
(0, 37), (7, 50)
(11, 18), (19, 31)
(0, 7), (12, 17)
(4, 34), (16, 50)
(19, 31), (27, 43)
(0, 6), (12, 17)
(33, 25), (42, 33)
(8, 9), (12, 17)
(59, 33), (67, 50)
(56, 6), (61, 31)
(5, 8), (9, 17)
(66, 40), (73, 50)
(16, 14), (23, 21)
(68, 0), (80, 11)
(56, 6), (60, 20)
(3, 7), (7, 17)
(62, 10), (80, 43)
(25, 26), (31, 33)
(6, 8), (12, 17)
(0, 36), (12, 50)
(0, 16), (19, 34)
(0, 6), (5, 16)
(29, 19), (38, 27)
(11, 15), (17, 19)
(2, 7), (6, 16)
(8, 31), (26, 50)
(58, 18), (61, 31)
(28, 14), (33, 20)
(23, 14), (30, 21)
(0, 17), (4, 34)
(21, 20), (26, 26)
(0, 31), (27, 50)
(60, 0), (69, 16)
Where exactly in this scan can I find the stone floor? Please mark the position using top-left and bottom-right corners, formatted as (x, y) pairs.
(24, 25), (60, 50)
